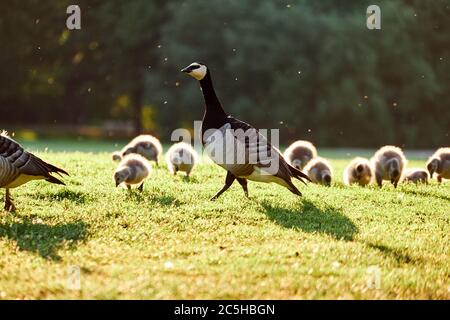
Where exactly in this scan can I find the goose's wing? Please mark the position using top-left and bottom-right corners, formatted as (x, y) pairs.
(17, 153), (68, 184)
(227, 117), (266, 177)
(203, 119), (253, 177)
(0, 134), (68, 185)
(228, 116), (310, 183)
(203, 116), (309, 183)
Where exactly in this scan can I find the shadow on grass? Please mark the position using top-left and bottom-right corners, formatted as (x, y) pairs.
(126, 191), (181, 207)
(182, 175), (199, 183)
(262, 200), (358, 241)
(400, 188), (450, 202)
(0, 218), (88, 261)
(366, 242), (418, 265)
(166, 174), (199, 183)
(150, 195), (181, 206)
(34, 189), (92, 205)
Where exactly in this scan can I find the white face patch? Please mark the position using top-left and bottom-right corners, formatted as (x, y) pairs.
(189, 64), (207, 80)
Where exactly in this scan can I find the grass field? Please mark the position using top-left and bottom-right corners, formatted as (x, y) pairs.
(0, 141), (449, 299)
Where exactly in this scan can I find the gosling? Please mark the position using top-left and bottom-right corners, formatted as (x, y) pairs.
(304, 157), (333, 186)
(114, 154), (152, 191)
(121, 135), (162, 165)
(371, 145), (407, 188)
(402, 168), (429, 184)
(343, 157), (373, 186)
(165, 142), (198, 177)
(283, 140), (317, 170)
(426, 147), (450, 183)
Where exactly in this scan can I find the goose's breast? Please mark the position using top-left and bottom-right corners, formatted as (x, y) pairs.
(4, 174), (44, 188)
(203, 125), (236, 166)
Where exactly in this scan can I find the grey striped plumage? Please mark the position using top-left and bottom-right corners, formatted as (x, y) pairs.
(0, 132), (68, 211)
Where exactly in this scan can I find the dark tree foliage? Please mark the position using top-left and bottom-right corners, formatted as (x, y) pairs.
(0, 0), (448, 147)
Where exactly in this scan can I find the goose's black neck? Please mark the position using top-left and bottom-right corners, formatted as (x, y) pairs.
(200, 70), (227, 120)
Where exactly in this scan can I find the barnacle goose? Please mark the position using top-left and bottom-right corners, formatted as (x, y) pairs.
(0, 131), (68, 211)
(181, 62), (310, 200)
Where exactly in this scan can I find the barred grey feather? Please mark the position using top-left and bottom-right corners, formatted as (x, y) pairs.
(203, 119), (310, 193)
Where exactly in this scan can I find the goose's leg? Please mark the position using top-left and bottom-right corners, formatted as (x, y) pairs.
(211, 172), (236, 201)
(393, 178), (399, 188)
(236, 178), (249, 198)
(375, 173), (382, 188)
(4, 189), (16, 212)
(437, 175), (442, 183)
(138, 183), (144, 192)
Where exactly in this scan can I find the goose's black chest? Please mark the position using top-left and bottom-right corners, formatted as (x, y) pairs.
(200, 113), (228, 146)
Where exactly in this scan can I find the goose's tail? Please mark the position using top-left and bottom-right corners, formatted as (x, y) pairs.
(285, 179), (303, 196)
(288, 164), (311, 185)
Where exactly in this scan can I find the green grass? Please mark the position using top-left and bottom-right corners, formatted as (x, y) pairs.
(0, 145), (449, 299)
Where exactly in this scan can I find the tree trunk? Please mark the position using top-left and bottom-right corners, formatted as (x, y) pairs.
(133, 78), (143, 136)
(63, 76), (82, 125)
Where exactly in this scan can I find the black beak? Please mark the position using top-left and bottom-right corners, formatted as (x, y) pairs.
(115, 182), (119, 187)
(181, 66), (190, 73)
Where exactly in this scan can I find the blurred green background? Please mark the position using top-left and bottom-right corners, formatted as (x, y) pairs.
(0, 0), (448, 148)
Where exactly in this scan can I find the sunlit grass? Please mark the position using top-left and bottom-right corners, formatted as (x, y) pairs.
(0, 149), (448, 299)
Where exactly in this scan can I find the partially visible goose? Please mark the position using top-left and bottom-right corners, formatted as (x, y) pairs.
(371, 145), (407, 188)
(304, 157), (333, 186)
(284, 140), (317, 170)
(426, 147), (450, 183)
(343, 157), (372, 186)
(166, 142), (198, 177)
(181, 62), (310, 200)
(402, 168), (429, 184)
(0, 131), (68, 211)
(114, 154), (151, 191)
(121, 135), (162, 165)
